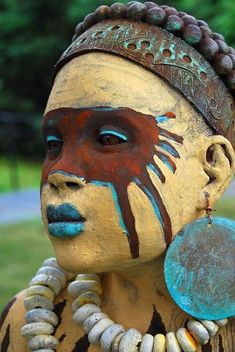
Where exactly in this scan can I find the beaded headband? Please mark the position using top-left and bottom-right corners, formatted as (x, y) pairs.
(53, 2), (235, 149)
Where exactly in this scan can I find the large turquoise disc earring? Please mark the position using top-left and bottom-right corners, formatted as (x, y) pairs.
(164, 195), (235, 320)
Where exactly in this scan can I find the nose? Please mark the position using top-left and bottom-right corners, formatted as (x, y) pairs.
(48, 171), (86, 191)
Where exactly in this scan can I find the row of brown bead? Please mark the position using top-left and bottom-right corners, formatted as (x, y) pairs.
(71, 1), (235, 94)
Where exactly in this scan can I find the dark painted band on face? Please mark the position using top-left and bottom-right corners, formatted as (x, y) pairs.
(42, 107), (183, 258)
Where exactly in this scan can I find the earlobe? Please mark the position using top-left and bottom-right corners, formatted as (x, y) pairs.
(199, 135), (235, 208)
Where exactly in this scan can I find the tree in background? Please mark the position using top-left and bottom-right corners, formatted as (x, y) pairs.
(0, 0), (234, 114)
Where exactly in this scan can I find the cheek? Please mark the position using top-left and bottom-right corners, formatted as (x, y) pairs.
(128, 182), (167, 258)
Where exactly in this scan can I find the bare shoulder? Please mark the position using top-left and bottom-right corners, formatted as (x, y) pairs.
(0, 290), (28, 352)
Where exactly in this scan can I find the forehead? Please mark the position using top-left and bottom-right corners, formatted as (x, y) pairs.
(45, 53), (182, 117)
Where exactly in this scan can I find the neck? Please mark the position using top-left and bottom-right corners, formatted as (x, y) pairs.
(101, 256), (187, 333)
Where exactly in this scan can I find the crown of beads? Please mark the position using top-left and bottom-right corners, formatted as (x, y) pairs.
(69, 1), (235, 93)
(53, 1), (235, 149)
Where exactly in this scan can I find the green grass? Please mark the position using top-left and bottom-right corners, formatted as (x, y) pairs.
(0, 219), (53, 311)
(0, 198), (234, 312)
(0, 156), (42, 193)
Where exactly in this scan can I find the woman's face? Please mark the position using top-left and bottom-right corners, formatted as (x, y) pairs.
(41, 53), (211, 273)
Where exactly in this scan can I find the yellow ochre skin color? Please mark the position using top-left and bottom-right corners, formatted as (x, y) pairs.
(0, 54), (234, 351)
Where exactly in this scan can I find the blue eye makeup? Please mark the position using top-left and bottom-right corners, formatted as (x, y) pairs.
(46, 136), (63, 143)
(46, 135), (63, 155)
(100, 130), (128, 141)
(98, 128), (128, 146)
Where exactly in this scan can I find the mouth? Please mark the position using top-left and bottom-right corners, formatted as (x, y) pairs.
(47, 204), (86, 238)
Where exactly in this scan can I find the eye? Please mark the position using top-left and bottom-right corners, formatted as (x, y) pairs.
(98, 130), (128, 146)
(46, 136), (63, 154)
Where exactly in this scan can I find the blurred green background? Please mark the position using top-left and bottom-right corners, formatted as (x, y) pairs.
(0, 0), (234, 310)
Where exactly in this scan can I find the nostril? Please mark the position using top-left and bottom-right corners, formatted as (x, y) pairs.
(49, 182), (58, 191)
(66, 182), (80, 190)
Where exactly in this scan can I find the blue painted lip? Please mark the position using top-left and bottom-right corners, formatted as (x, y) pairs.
(48, 222), (85, 238)
(47, 204), (85, 238)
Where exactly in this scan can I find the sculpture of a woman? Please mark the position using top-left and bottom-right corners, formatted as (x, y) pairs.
(0, 2), (234, 351)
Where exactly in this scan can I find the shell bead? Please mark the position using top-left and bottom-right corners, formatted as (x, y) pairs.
(229, 47), (235, 55)
(228, 54), (235, 69)
(213, 32), (225, 41)
(183, 24), (202, 45)
(82, 13), (97, 31)
(33, 350), (55, 352)
(74, 23), (84, 37)
(200, 26), (213, 38)
(76, 273), (101, 283)
(215, 39), (229, 54)
(41, 257), (67, 273)
(226, 71), (235, 90)
(127, 2), (147, 21)
(42, 257), (58, 268)
(127, 1), (138, 5)
(215, 319), (228, 327)
(145, 7), (166, 25)
(26, 285), (55, 301)
(28, 335), (59, 350)
(176, 328), (197, 352)
(140, 333), (154, 352)
(108, 3), (127, 19)
(21, 322), (54, 339)
(72, 291), (101, 312)
(199, 320), (219, 337)
(198, 38), (219, 60)
(37, 266), (66, 286)
(144, 2), (158, 10)
(24, 295), (54, 311)
(153, 334), (166, 352)
(68, 280), (102, 297)
(95, 5), (109, 21)
(178, 11), (186, 17)
(29, 274), (62, 295)
(187, 320), (210, 345)
(197, 20), (209, 27)
(100, 324), (125, 351)
(214, 54), (233, 75)
(165, 15), (184, 32)
(166, 332), (181, 352)
(118, 328), (142, 352)
(181, 15), (197, 26)
(25, 309), (58, 326)
(88, 318), (114, 344)
(111, 333), (125, 352)
(73, 303), (101, 324)
(83, 312), (108, 333)
(165, 7), (178, 16)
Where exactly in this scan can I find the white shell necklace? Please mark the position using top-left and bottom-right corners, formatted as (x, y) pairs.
(21, 257), (229, 352)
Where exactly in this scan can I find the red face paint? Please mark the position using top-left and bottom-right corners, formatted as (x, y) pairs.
(42, 107), (183, 258)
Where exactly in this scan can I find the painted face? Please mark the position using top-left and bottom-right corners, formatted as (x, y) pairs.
(41, 53), (210, 273)
(42, 107), (183, 259)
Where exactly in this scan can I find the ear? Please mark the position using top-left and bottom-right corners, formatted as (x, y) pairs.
(198, 135), (235, 208)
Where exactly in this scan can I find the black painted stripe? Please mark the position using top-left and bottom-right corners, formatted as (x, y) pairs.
(54, 299), (67, 336)
(219, 334), (225, 352)
(72, 334), (90, 352)
(59, 333), (66, 343)
(1, 324), (10, 352)
(146, 305), (167, 336)
(0, 297), (16, 330)
(202, 341), (212, 352)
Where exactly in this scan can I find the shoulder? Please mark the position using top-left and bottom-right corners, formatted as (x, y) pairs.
(0, 290), (28, 352)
